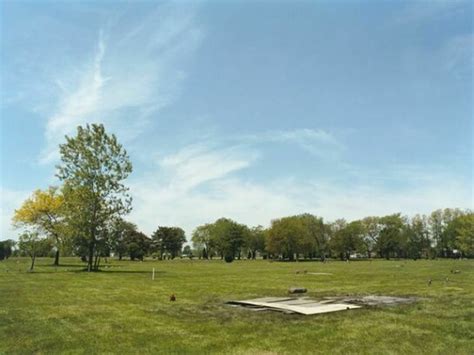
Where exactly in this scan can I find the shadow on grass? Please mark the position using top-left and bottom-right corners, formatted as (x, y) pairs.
(44, 263), (129, 269)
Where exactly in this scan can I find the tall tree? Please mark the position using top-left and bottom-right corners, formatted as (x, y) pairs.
(202, 218), (246, 261)
(125, 231), (151, 261)
(440, 208), (467, 256)
(152, 227), (186, 259)
(192, 224), (215, 259)
(0, 242), (5, 261)
(208, 218), (248, 260)
(405, 214), (431, 259)
(330, 220), (365, 260)
(57, 124), (132, 272)
(298, 214), (327, 260)
(429, 208), (465, 257)
(361, 216), (380, 258)
(0, 240), (14, 260)
(447, 213), (474, 257)
(109, 219), (138, 260)
(228, 222), (249, 260)
(245, 226), (267, 259)
(428, 209), (444, 256)
(377, 214), (405, 259)
(267, 216), (307, 261)
(13, 187), (65, 266)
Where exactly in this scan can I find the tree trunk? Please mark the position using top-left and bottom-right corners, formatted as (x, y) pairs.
(95, 256), (101, 271)
(92, 252), (101, 271)
(30, 254), (36, 271)
(87, 244), (94, 272)
(53, 249), (60, 266)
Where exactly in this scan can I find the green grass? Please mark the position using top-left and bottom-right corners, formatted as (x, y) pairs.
(1, 257), (473, 354)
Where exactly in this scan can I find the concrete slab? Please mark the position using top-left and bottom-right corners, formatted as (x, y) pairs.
(244, 297), (294, 303)
(228, 297), (361, 315)
(281, 299), (324, 306)
(228, 294), (416, 315)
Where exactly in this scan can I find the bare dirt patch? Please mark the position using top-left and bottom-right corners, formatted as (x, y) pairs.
(328, 295), (419, 306)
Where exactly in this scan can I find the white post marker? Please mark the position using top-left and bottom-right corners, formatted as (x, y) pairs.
(152, 267), (155, 280)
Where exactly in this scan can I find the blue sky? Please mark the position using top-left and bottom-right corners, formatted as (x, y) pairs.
(1, 0), (472, 239)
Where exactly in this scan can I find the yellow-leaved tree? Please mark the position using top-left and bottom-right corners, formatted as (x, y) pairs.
(13, 187), (65, 266)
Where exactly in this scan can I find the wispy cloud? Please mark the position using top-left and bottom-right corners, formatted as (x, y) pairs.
(39, 3), (204, 163)
(42, 31), (107, 163)
(128, 142), (258, 234)
(250, 128), (344, 159)
(158, 143), (260, 192)
(130, 161), (472, 238)
(3, 1), (471, 242)
(128, 132), (471, 238)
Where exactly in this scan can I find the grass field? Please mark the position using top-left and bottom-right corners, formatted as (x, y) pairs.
(1, 257), (473, 354)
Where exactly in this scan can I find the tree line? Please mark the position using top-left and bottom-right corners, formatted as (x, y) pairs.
(190, 210), (473, 261)
(2, 124), (473, 271)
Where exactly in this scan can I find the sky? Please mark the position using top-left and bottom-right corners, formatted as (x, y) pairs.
(0, 0), (472, 240)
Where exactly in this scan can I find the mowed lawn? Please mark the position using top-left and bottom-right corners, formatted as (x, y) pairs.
(0, 258), (473, 354)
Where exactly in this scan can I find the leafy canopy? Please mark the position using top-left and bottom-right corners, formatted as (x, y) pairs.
(57, 124), (133, 271)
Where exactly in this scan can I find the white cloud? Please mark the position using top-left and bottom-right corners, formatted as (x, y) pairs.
(39, 4), (204, 163)
(238, 128), (344, 160)
(128, 142), (260, 233)
(158, 144), (260, 192)
(41, 31), (107, 163)
(130, 166), (472, 239)
(127, 135), (472, 239)
(265, 128), (344, 158)
(305, 177), (471, 222)
(5, 1), (470, 243)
